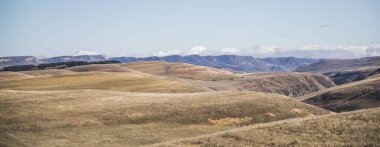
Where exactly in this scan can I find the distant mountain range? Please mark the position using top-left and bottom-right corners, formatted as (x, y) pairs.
(0, 56), (43, 67)
(2, 54), (379, 73)
(295, 56), (380, 73)
(110, 55), (319, 72)
(296, 56), (380, 85)
(0, 55), (319, 72)
(0, 55), (108, 67)
(41, 55), (108, 63)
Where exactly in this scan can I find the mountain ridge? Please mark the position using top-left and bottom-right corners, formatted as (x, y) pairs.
(0, 55), (319, 72)
(111, 55), (319, 72)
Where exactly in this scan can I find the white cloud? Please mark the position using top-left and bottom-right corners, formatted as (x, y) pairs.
(187, 46), (207, 55)
(366, 44), (380, 56)
(153, 50), (183, 57)
(147, 44), (380, 59)
(151, 46), (207, 57)
(231, 44), (380, 59)
(74, 50), (101, 56)
(256, 45), (278, 55)
(298, 44), (380, 58)
(220, 48), (241, 54)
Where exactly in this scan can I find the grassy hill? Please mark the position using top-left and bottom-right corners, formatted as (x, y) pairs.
(122, 61), (335, 97)
(0, 61), (376, 146)
(66, 64), (135, 72)
(153, 108), (379, 147)
(299, 76), (380, 112)
(0, 72), (33, 80)
(324, 66), (380, 85)
(0, 68), (210, 93)
(296, 56), (380, 73)
(119, 61), (235, 80)
(0, 89), (330, 146)
(0, 62), (335, 97)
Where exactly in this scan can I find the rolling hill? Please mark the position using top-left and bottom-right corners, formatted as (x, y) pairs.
(1, 55), (319, 72)
(121, 61), (335, 97)
(296, 56), (380, 85)
(0, 70), (210, 93)
(296, 56), (380, 73)
(153, 108), (379, 147)
(0, 62), (335, 97)
(324, 66), (380, 85)
(0, 89), (330, 146)
(119, 61), (235, 80)
(0, 60), (376, 146)
(112, 55), (319, 72)
(0, 72), (34, 80)
(298, 76), (380, 112)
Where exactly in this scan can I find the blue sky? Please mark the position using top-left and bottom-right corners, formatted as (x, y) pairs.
(0, 0), (379, 58)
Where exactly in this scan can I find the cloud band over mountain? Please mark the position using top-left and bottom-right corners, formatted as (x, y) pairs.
(153, 44), (380, 59)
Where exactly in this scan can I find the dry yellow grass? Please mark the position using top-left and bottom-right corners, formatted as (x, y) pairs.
(0, 123), (234, 147)
(299, 76), (380, 112)
(153, 108), (380, 147)
(119, 61), (234, 80)
(0, 71), (209, 93)
(1, 62), (373, 146)
(0, 72), (33, 80)
(120, 61), (335, 97)
(66, 64), (135, 72)
(0, 89), (330, 146)
(208, 117), (253, 126)
(0, 62), (335, 97)
(0, 90), (330, 130)
(20, 69), (76, 76)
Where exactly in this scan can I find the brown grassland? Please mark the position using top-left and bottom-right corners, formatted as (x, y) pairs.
(299, 76), (380, 112)
(0, 71), (210, 93)
(0, 89), (329, 146)
(152, 108), (380, 147)
(0, 62), (378, 146)
(121, 62), (335, 97)
(0, 62), (335, 96)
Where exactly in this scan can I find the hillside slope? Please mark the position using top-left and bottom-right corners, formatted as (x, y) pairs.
(153, 108), (379, 147)
(296, 56), (380, 73)
(121, 61), (335, 97)
(111, 55), (319, 72)
(0, 71), (209, 93)
(324, 66), (380, 85)
(120, 61), (235, 80)
(66, 64), (136, 72)
(0, 90), (330, 146)
(298, 76), (380, 112)
(0, 62), (335, 97)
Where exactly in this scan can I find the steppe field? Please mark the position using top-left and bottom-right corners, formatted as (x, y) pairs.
(0, 62), (379, 147)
